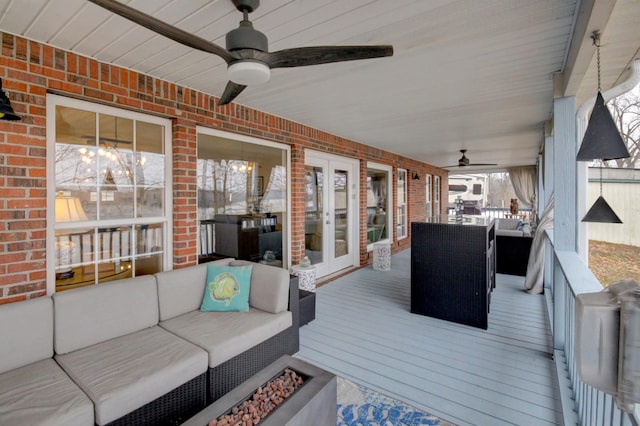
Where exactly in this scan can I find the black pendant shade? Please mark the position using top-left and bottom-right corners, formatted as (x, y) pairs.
(581, 195), (622, 223)
(576, 92), (629, 161)
(0, 78), (21, 121)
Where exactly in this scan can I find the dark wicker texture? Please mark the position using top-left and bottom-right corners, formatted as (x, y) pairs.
(207, 275), (300, 402)
(298, 289), (316, 327)
(411, 221), (495, 329)
(103, 372), (207, 426)
(496, 234), (533, 276)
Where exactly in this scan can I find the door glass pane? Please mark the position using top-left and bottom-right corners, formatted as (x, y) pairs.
(305, 166), (324, 265)
(334, 169), (348, 257)
(366, 170), (388, 243)
(397, 169), (407, 238)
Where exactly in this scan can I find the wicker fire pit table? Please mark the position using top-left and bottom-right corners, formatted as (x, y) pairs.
(182, 355), (336, 426)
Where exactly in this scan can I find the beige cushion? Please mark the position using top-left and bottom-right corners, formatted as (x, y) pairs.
(53, 275), (159, 355)
(55, 326), (207, 426)
(497, 218), (521, 230)
(0, 358), (94, 426)
(160, 309), (291, 368)
(229, 261), (290, 313)
(497, 229), (525, 237)
(0, 297), (53, 373)
(156, 259), (233, 321)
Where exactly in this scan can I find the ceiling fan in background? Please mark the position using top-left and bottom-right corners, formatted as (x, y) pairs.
(443, 150), (498, 168)
(88, 0), (394, 105)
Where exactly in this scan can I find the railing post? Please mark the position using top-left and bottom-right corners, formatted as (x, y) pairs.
(553, 255), (566, 350)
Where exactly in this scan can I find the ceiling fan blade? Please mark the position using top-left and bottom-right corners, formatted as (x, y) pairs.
(219, 81), (247, 105)
(88, 0), (235, 63)
(266, 45), (393, 69)
(442, 163), (498, 168)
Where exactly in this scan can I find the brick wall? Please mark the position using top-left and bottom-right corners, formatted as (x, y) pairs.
(0, 32), (447, 304)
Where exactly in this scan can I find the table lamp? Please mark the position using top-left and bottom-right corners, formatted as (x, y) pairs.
(55, 193), (88, 279)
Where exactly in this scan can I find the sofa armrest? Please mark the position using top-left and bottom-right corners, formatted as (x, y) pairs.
(496, 229), (524, 237)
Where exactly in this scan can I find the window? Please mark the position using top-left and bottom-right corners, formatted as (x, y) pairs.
(397, 169), (407, 239)
(449, 184), (468, 193)
(366, 162), (392, 248)
(426, 174), (433, 221)
(197, 129), (289, 266)
(48, 95), (172, 293)
(434, 175), (441, 217)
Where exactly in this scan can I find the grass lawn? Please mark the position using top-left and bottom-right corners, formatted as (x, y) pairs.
(589, 240), (640, 287)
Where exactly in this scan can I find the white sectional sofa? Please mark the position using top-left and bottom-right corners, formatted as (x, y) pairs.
(0, 297), (94, 426)
(0, 259), (299, 426)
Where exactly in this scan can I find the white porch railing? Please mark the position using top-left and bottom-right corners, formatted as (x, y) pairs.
(545, 231), (639, 426)
(446, 207), (533, 219)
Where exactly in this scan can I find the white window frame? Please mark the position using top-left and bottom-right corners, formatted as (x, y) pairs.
(397, 168), (408, 240)
(426, 174), (433, 221)
(434, 175), (441, 218)
(46, 95), (173, 294)
(366, 161), (393, 251)
(196, 127), (292, 268)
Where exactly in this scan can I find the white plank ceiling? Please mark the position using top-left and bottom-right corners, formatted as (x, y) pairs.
(1, 0), (639, 170)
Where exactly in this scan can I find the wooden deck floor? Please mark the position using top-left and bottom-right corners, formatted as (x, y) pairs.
(295, 249), (564, 426)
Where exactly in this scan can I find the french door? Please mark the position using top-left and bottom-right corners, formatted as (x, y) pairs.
(304, 151), (359, 277)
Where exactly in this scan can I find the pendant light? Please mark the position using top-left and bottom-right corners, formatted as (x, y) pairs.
(576, 31), (630, 161)
(581, 167), (622, 223)
(0, 78), (21, 121)
(578, 31), (628, 224)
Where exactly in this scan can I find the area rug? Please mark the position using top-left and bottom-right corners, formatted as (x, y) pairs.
(337, 377), (456, 426)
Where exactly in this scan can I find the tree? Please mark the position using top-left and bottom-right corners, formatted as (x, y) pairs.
(485, 172), (516, 209)
(605, 84), (640, 168)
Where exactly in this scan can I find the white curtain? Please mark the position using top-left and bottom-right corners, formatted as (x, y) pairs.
(524, 194), (554, 294)
(509, 166), (537, 209)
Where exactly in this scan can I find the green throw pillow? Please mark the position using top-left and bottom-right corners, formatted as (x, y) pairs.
(200, 264), (252, 312)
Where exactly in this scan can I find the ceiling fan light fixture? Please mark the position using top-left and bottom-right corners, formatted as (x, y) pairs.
(227, 61), (271, 86)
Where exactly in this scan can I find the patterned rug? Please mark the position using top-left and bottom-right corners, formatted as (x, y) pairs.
(337, 377), (456, 426)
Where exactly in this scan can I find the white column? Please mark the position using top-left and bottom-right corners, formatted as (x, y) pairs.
(552, 95), (577, 351)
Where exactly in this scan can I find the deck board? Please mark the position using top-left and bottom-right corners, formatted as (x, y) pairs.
(295, 249), (563, 426)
